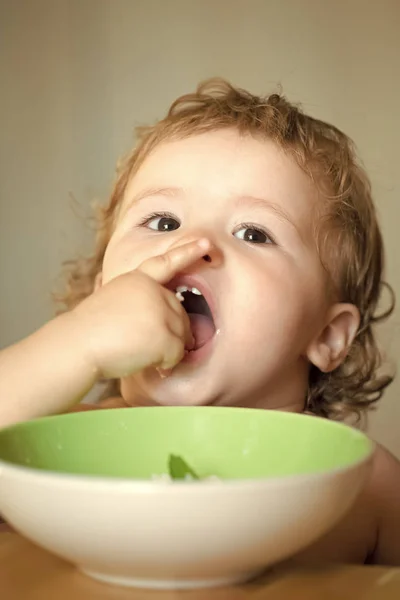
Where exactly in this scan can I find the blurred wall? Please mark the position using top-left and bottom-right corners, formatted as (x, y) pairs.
(1, 0), (399, 454)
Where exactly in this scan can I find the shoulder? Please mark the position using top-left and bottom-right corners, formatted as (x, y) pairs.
(367, 442), (400, 564)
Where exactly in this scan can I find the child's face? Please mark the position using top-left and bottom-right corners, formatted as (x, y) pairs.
(101, 129), (349, 410)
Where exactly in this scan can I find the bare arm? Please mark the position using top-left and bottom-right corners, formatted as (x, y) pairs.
(0, 312), (97, 428)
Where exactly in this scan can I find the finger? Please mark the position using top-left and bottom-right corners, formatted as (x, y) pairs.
(159, 335), (186, 370)
(163, 286), (185, 314)
(165, 308), (194, 350)
(138, 238), (211, 284)
(163, 291), (194, 350)
(182, 310), (195, 350)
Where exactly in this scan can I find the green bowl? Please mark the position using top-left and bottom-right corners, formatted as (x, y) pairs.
(0, 407), (373, 589)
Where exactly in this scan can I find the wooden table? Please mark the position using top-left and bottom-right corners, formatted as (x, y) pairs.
(1, 532), (400, 599)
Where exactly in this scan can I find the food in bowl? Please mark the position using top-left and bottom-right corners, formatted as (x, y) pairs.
(151, 453), (219, 482)
(168, 453), (200, 479)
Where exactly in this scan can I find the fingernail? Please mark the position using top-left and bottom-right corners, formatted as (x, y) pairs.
(156, 367), (173, 379)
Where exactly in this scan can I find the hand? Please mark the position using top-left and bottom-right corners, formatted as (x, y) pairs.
(72, 239), (211, 379)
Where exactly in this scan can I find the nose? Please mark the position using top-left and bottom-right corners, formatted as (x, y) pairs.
(200, 243), (223, 267)
(169, 234), (223, 268)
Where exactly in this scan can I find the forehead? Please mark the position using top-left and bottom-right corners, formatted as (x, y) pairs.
(124, 129), (319, 225)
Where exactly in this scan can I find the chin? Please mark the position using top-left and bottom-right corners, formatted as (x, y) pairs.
(149, 382), (219, 407)
(153, 396), (213, 407)
(120, 365), (216, 408)
(131, 368), (222, 407)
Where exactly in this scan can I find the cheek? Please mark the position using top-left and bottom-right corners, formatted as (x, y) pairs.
(102, 235), (168, 284)
(227, 259), (324, 348)
(102, 241), (141, 284)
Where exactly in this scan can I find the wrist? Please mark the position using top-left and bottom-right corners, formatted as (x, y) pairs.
(59, 311), (101, 384)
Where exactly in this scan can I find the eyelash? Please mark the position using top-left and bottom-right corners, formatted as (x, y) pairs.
(234, 222), (276, 245)
(137, 211), (179, 227)
(137, 212), (276, 245)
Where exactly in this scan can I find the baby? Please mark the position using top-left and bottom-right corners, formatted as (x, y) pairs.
(0, 79), (399, 563)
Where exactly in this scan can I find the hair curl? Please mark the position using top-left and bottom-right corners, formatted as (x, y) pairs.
(55, 78), (395, 422)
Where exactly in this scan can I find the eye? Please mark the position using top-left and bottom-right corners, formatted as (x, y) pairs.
(233, 224), (275, 245)
(140, 212), (181, 232)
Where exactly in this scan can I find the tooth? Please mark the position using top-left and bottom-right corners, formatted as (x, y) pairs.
(175, 291), (184, 302)
(191, 287), (202, 295)
(176, 285), (189, 293)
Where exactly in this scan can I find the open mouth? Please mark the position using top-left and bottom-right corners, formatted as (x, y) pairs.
(174, 284), (216, 351)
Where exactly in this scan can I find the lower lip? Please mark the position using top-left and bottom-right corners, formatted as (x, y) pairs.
(182, 335), (216, 364)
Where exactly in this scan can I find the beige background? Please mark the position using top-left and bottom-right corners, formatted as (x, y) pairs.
(1, 0), (399, 454)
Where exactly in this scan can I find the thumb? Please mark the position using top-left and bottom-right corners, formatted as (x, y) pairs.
(138, 239), (211, 284)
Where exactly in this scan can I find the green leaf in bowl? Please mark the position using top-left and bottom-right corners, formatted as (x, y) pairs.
(168, 454), (199, 480)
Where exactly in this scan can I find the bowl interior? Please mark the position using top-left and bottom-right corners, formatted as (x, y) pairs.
(0, 407), (372, 480)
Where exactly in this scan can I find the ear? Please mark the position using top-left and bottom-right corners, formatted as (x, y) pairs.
(306, 304), (360, 373)
(94, 272), (103, 293)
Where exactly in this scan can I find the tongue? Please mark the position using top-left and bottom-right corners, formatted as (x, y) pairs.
(188, 314), (215, 350)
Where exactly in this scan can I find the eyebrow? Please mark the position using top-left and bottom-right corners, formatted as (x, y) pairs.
(120, 186), (184, 219)
(232, 195), (299, 231)
(130, 186), (184, 205)
(124, 186), (300, 235)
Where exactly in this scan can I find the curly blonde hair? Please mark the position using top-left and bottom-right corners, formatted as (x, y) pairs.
(56, 78), (395, 422)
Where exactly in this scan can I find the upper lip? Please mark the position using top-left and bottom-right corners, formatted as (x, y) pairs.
(166, 274), (218, 327)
